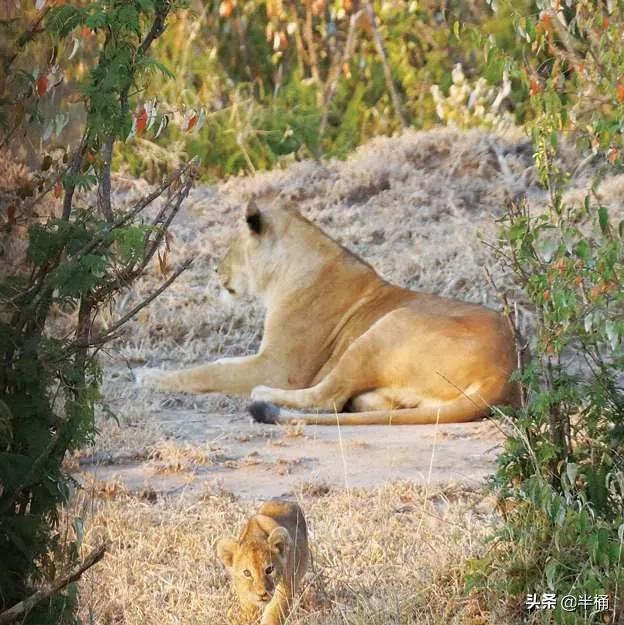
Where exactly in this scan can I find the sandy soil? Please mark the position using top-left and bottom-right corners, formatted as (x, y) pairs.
(73, 126), (624, 500)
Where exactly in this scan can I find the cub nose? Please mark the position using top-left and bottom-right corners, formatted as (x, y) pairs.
(257, 591), (270, 601)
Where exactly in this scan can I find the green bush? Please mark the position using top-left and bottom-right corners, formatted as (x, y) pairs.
(0, 2), (194, 622)
(468, 2), (624, 623)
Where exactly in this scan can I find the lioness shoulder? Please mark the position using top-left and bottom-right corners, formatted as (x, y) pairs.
(217, 500), (309, 625)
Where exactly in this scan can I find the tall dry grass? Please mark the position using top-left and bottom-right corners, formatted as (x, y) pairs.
(69, 479), (502, 625)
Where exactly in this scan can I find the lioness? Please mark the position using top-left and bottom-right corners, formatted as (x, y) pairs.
(217, 501), (309, 625)
(138, 201), (518, 424)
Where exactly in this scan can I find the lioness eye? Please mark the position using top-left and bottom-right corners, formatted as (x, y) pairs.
(265, 565), (274, 575)
(243, 569), (252, 578)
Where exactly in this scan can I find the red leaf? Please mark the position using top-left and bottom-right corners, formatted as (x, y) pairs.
(136, 107), (148, 135)
(219, 0), (233, 17)
(616, 82), (624, 103)
(185, 113), (198, 132)
(37, 75), (49, 96)
(53, 181), (63, 199)
(538, 13), (552, 33)
(529, 77), (541, 96)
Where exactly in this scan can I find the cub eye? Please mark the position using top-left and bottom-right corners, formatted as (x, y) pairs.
(243, 569), (252, 578)
(265, 565), (274, 575)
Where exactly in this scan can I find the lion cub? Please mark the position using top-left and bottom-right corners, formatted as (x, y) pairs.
(217, 501), (309, 625)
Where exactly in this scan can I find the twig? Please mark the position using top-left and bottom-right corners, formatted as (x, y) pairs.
(99, 137), (114, 221)
(21, 167), (66, 216)
(0, 543), (108, 625)
(3, 7), (50, 75)
(91, 161), (195, 303)
(362, 0), (407, 129)
(320, 10), (362, 138)
(62, 132), (90, 220)
(484, 266), (529, 408)
(303, 1), (321, 86)
(76, 157), (199, 263)
(73, 257), (193, 348)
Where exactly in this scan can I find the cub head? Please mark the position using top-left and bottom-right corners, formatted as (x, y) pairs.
(217, 526), (292, 607)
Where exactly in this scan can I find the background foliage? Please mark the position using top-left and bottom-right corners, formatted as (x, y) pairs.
(117, 0), (535, 179)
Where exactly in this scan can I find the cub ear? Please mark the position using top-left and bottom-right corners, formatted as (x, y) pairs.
(268, 526), (291, 560)
(245, 199), (263, 235)
(217, 538), (239, 570)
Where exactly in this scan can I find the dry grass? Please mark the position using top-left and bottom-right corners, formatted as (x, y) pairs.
(146, 440), (221, 473)
(70, 480), (502, 625)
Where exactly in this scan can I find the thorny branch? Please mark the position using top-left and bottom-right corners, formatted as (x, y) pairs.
(73, 256), (193, 348)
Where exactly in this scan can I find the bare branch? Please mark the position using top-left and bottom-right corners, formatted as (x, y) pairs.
(89, 161), (197, 305)
(76, 157), (199, 263)
(73, 257), (193, 348)
(99, 137), (114, 221)
(362, 1), (407, 129)
(62, 132), (90, 220)
(303, 1), (321, 86)
(320, 10), (362, 138)
(0, 543), (108, 625)
(3, 7), (50, 73)
(484, 266), (529, 409)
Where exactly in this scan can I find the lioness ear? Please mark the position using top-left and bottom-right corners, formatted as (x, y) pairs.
(217, 538), (239, 570)
(245, 200), (263, 235)
(268, 526), (291, 560)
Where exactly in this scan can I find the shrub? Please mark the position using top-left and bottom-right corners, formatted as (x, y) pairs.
(0, 2), (195, 623)
(469, 2), (624, 623)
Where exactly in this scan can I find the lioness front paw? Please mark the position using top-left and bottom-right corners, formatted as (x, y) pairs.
(134, 367), (170, 390)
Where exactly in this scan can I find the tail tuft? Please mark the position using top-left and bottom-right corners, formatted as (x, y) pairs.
(248, 401), (281, 424)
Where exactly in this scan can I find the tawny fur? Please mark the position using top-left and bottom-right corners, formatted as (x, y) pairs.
(137, 201), (519, 424)
(216, 501), (309, 625)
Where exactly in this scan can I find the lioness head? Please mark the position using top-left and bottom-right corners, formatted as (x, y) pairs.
(216, 200), (275, 300)
(217, 200), (329, 302)
(217, 526), (291, 607)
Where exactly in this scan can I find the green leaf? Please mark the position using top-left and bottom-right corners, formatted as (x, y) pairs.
(598, 206), (609, 234)
(575, 239), (591, 263)
(85, 10), (107, 30)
